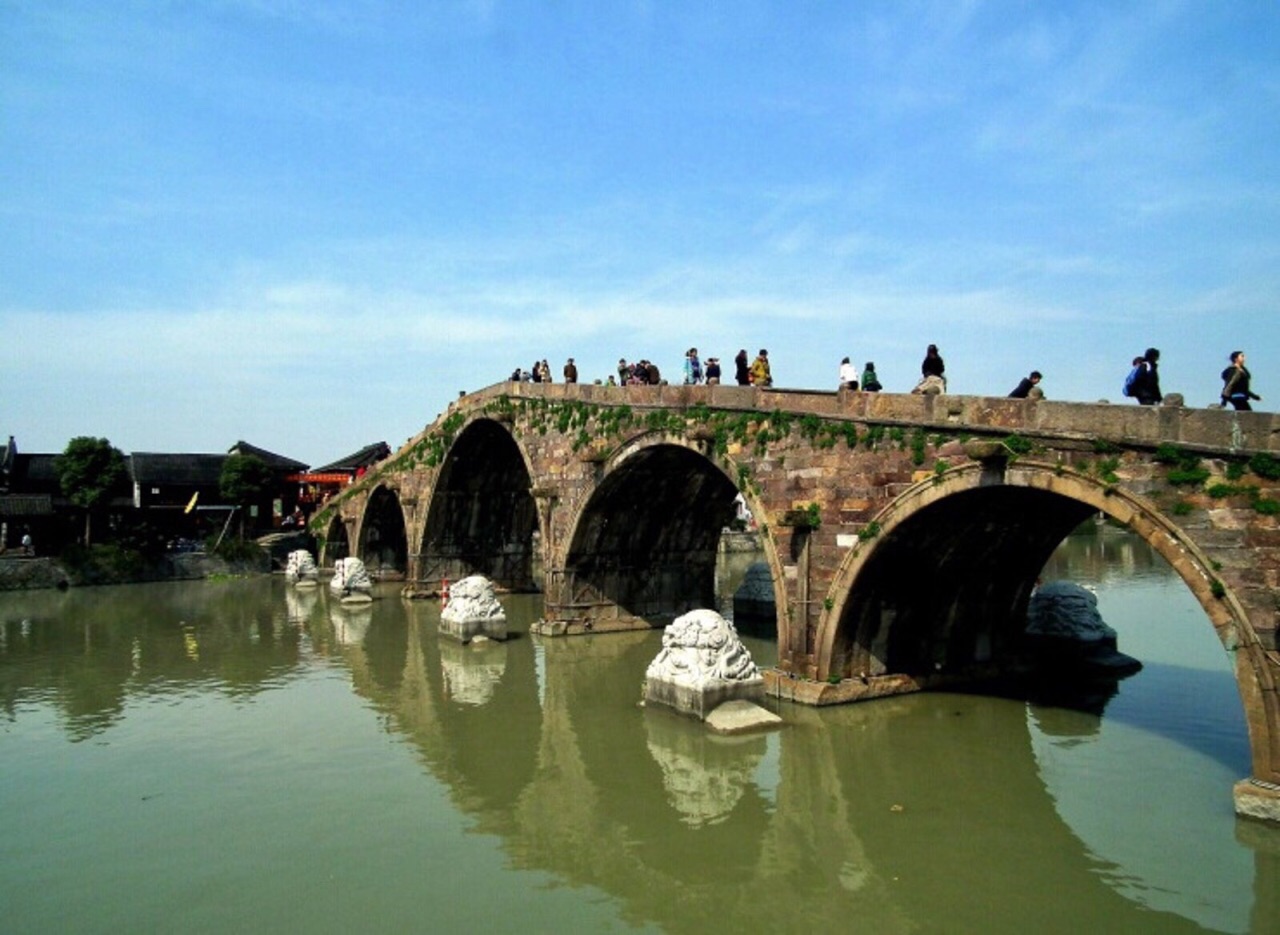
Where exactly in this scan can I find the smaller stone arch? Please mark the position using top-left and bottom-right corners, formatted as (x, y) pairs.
(320, 513), (350, 568)
(547, 433), (790, 639)
(358, 484), (409, 579)
(418, 417), (540, 591)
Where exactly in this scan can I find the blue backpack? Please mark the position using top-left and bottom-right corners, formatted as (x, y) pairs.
(1123, 364), (1142, 397)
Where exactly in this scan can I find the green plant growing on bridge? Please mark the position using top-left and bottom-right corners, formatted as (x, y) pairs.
(804, 502), (821, 529)
(1255, 496), (1280, 516)
(1093, 439), (1121, 455)
(910, 429), (927, 466)
(932, 459), (950, 484)
(1249, 452), (1280, 481)
(1171, 500), (1193, 516)
(858, 520), (882, 541)
(1166, 461), (1210, 487)
(1207, 483), (1242, 499)
(823, 597), (835, 611)
(1002, 434), (1034, 457)
(1210, 579), (1226, 600)
(1225, 460), (1247, 482)
(1095, 457), (1121, 485)
(862, 425), (885, 449)
(1153, 443), (1196, 466)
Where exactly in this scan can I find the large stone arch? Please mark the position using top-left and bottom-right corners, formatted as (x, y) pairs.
(358, 485), (408, 578)
(418, 417), (539, 591)
(816, 459), (1277, 782)
(547, 434), (788, 636)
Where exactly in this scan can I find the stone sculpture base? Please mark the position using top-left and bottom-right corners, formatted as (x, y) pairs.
(644, 675), (765, 721)
(439, 617), (508, 644)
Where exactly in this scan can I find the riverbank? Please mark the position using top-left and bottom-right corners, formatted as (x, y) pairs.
(0, 549), (271, 591)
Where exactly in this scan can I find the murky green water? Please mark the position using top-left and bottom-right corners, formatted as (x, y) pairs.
(1, 525), (1275, 933)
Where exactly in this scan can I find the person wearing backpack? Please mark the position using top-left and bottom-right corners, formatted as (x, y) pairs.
(1220, 351), (1261, 411)
(1130, 348), (1163, 406)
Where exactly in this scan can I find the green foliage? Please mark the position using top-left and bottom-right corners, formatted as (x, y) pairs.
(219, 454), (274, 506)
(56, 436), (127, 545)
(1095, 457), (1120, 485)
(822, 597), (835, 611)
(208, 536), (266, 563)
(933, 459), (950, 478)
(1171, 500), (1194, 516)
(1153, 443), (1184, 465)
(1225, 461), (1246, 482)
(56, 436), (126, 510)
(1003, 434), (1034, 456)
(1092, 439), (1121, 455)
(862, 425), (885, 449)
(910, 429), (927, 466)
(1166, 464), (1210, 487)
(1206, 483), (1241, 499)
(1210, 579), (1226, 600)
(858, 520), (882, 541)
(1255, 497), (1280, 516)
(803, 502), (821, 529)
(1249, 452), (1280, 481)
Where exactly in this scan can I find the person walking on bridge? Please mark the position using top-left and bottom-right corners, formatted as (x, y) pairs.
(1132, 348), (1163, 406)
(1009, 371), (1043, 398)
(734, 349), (750, 386)
(1221, 351), (1261, 411)
(563, 358), (578, 384)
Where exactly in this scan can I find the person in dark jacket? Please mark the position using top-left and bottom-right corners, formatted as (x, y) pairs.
(1221, 351), (1261, 411)
(921, 344), (945, 379)
(734, 350), (750, 386)
(1009, 371), (1043, 398)
(1133, 348), (1162, 406)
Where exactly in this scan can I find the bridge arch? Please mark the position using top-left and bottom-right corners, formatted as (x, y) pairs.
(816, 459), (1276, 779)
(358, 484), (408, 578)
(320, 513), (350, 568)
(419, 417), (539, 591)
(548, 434), (787, 635)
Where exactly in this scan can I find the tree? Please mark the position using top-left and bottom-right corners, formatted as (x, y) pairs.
(56, 436), (127, 545)
(219, 454), (274, 538)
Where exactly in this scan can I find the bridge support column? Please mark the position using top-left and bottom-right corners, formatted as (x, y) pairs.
(535, 567), (662, 637)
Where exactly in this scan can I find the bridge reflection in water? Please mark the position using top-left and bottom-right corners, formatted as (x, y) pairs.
(0, 528), (1272, 932)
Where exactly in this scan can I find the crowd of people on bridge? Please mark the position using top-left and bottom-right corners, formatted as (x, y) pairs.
(504, 343), (1263, 410)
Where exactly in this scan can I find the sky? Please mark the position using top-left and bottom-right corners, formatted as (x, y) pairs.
(2, 1), (1277, 467)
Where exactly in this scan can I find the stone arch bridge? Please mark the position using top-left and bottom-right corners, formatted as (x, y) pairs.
(312, 381), (1280, 819)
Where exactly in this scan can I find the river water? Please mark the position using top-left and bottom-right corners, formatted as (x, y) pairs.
(1, 523), (1276, 933)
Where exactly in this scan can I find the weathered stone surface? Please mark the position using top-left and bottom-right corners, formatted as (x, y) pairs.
(285, 549), (319, 585)
(644, 609), (764, 719)
(440, 574), (508, 642)
(330, 557), (373, 601)
(1235, 780), (1280, 824)
(704, 699), (783, 734)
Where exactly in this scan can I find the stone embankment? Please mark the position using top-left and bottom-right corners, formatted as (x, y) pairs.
(0, 550), (273, 591)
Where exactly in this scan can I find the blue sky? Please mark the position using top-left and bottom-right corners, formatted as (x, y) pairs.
(3, 1), (1277, 466)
